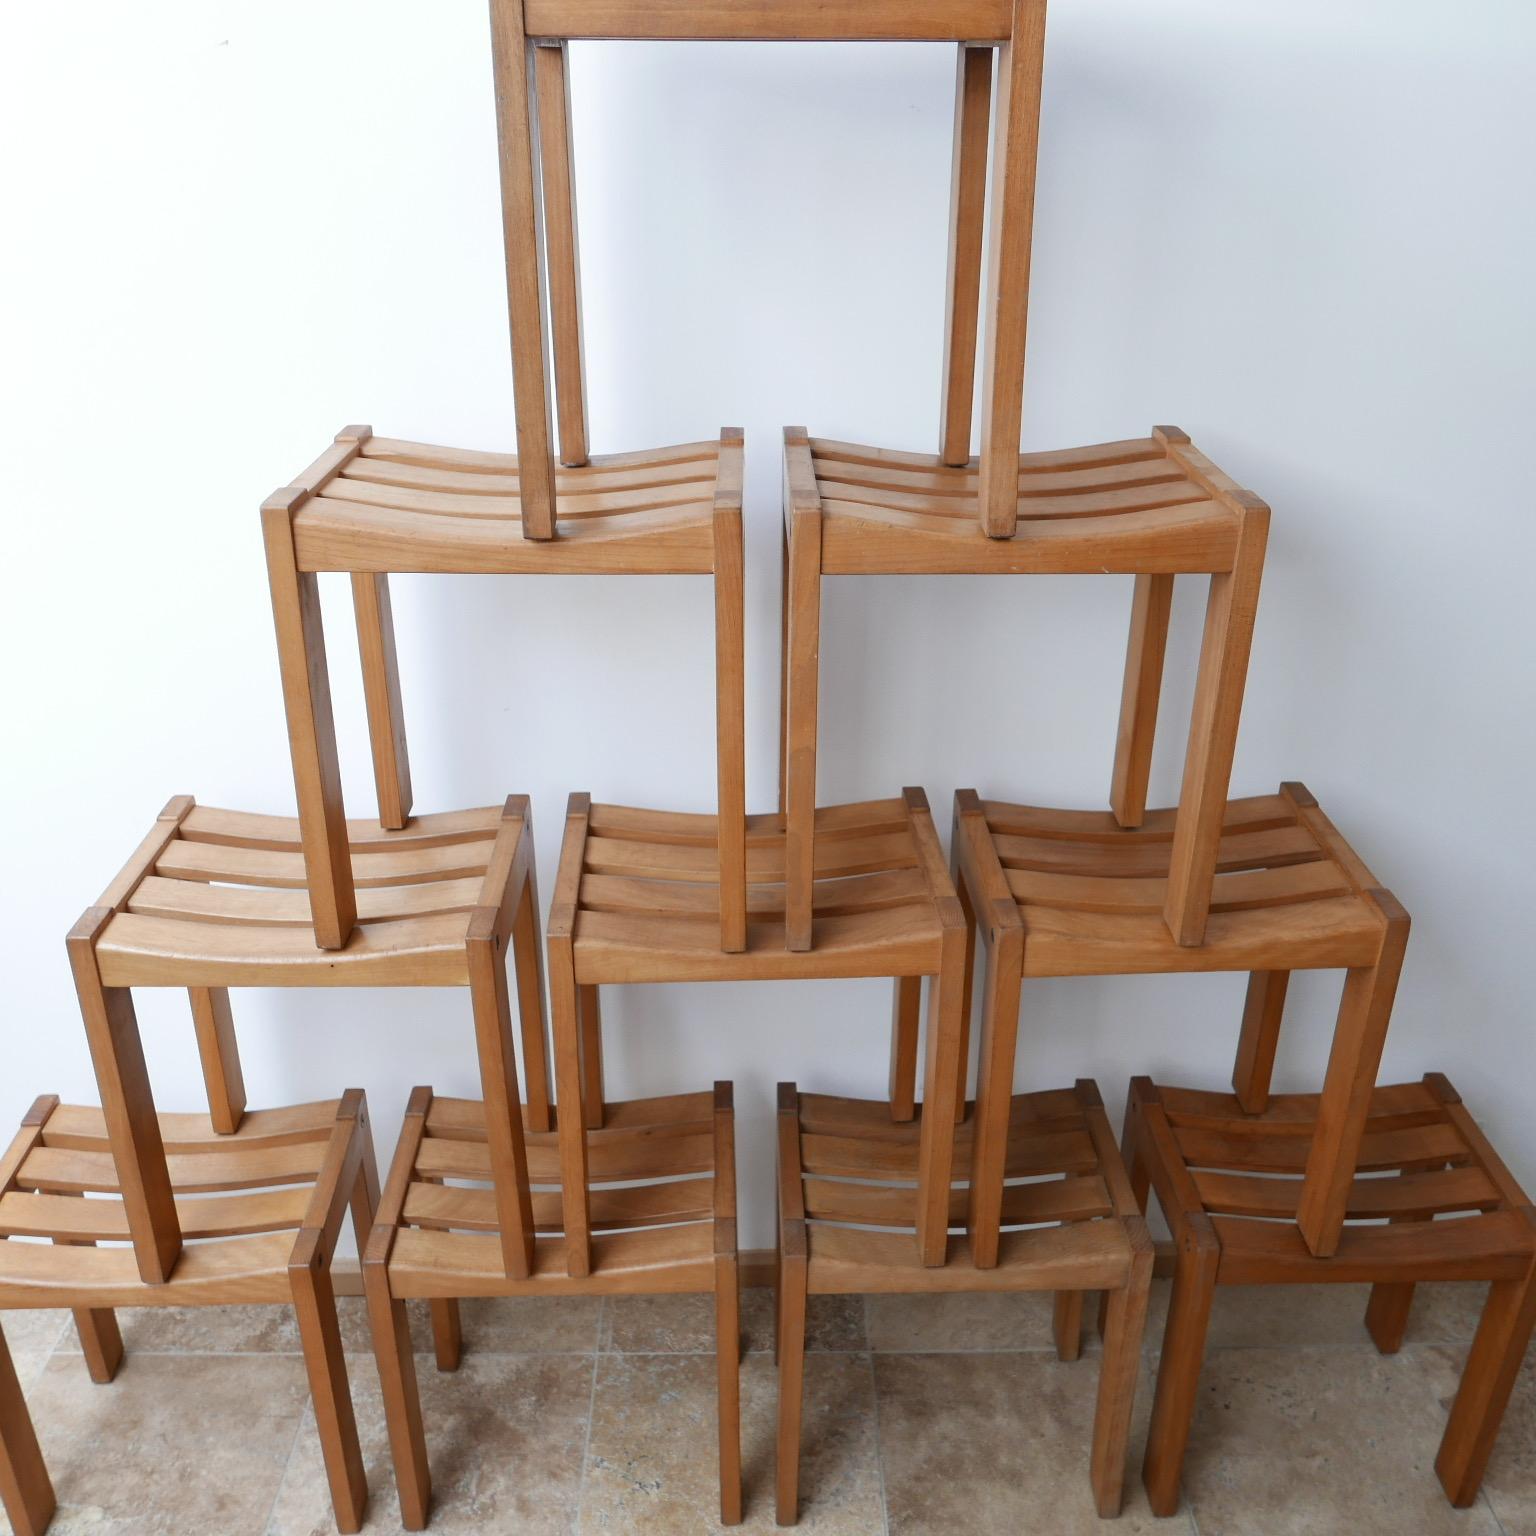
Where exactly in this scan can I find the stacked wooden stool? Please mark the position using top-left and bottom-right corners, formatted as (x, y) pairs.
(4, 0), (1533, 1532)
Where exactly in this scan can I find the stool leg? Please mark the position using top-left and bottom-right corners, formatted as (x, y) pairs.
(1142, 1216), (1220, 1517)
(1436, 1264), (1536, 1506)
(364, 1264), (430, 1531)
(716, 1251), (742, 1526)
(1364, 1211), (1424, 1354)
(1092, 1223), (1155, 1517)
(291, 1241), (366, 1534)
(0, 1329), (54, 1536)
(887, 976), (920, 1123)
(775, 1250), (809, 1525)
(1101, 1092), (1151, 1341)
(1052, 1289), (1083, 1362)
(577, 986), (605, 1132)
(429, 1300), (463, 1373)
(69, 1307), (123, 1386)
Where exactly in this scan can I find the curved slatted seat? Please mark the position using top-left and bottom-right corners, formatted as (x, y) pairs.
(0, 1094), (355, 1308)
(372, 1087), (731, 1298)
(958, 783), (1393, 978)
(784, 1084), (1136, 1288)
(88, 796), (530, 989)
(559, 794), (956, 983)
(285, 430), (728, 575)
(1127, 1075), (1536, 1515)
(809, 429), (1248, 575)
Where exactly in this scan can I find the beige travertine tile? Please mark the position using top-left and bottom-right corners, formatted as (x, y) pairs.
(1, 1310), (69, 1355)
(47, 1293), (601, 1360)
(579, 1350), (883, 1532)
(1178, 1346), (1503, 1534)
(5, 1353), (310, 1534)
(874, 1350), (1165, 1534)
(347, 1295), (603, 1357)
(1148, 1279), (1492, 1352)
(268, 1350), (593, 1535)
(601, 1291), (864, 1355)
(866, 1290), (1059, 1352)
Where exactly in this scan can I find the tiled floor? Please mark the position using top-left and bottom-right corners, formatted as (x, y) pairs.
(3, 1281), (1533, 1534)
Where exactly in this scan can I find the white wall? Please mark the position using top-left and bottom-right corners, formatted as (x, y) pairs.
(3, 0), (1533, 1251)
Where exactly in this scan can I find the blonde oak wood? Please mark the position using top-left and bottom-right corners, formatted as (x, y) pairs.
(1130, 1074), (1536, 1515)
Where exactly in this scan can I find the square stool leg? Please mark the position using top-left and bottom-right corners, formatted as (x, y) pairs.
(1141, 1215), (1220, 1517)
(0, 1330), (54, 1536)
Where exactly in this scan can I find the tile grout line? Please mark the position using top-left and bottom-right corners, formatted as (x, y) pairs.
(571, 1296), (605, 1536)
(1481, 1486), (1511, 1536)
(260, 1382), (311, 1536)
(862, 1300), (894, 1536)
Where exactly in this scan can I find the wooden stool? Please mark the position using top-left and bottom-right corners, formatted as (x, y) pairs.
(953, 783), (1411, 1261)
(774, 1080), (1153, 1523)
(0, 1093), (372, 1536)
(780, 0), (1267, 958)
(365, 1073), (740, 1528)
(1125, 1073), (1536, 1515)
(260, 5), (750, 956)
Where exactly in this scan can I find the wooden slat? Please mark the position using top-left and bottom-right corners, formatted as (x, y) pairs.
(1006, 859), (1347, 915)
(818, 499), (1239, 576)
(1214, 1210), (1536, 1287)
(179, 804), (498, 852)
(0, 1188), (311, 1241)
(156, 836), (493, 890)
(42, 1101), (340, 1154)
(1193, 1165), (1502, 1222)
(1157, 1080), (1441, 1130)
(984, 792), (1294, 845)
(1173, 1120), (1468, 1176)
(293, 499), (716, 576)
(126, 874), (484, 927)
(19, 1140), (326, 1195)
(357, 436), (717, 475)
(0, 1232), (295, 1307)
(403, 1176), (715, 1233)
(802, 1173), (1112, 1228)
(414, 1131), (715, 1185)
(95, 912), (471, 988)
(424, 1090), (713, 1142)
(523, 0), (1013, 40)
(800, 1127), (1097, 1181)
(384, 1222), (716, 1296)
(993, 821), (1319, 878)
(807, 1220), (1128, 1294)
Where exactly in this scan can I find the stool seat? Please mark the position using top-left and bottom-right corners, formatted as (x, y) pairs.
(374, 1088), (729, 1295)
(284, 431), (730, 575)
(88, 798), (529, 988)
(559, 794), (958, 982)
(787, 1085), (1141, 1289)
(1127, 1073), (1536, 1515)
(959, 783), (1392, 977)
(0, 1095), (358, 1307)
(807, 429), (1249, 575)
(1143, 1078), (1536, 1285)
